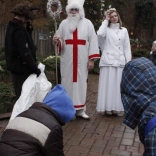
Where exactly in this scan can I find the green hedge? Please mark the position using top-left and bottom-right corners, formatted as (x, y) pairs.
(132, 49), (149, 58)
(42, 56), (61, 86)
(0, 50), (15, 113)
(0, 82), (16, 113)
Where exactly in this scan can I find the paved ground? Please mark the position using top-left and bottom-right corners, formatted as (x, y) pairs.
(0, 74), (144, 156)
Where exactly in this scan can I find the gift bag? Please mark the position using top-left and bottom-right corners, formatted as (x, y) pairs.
(9, 63), (52, 122)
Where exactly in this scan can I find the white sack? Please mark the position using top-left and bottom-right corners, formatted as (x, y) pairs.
(9, 63), (52, 122)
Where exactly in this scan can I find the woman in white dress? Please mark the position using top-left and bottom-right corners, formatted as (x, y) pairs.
(96, 8), (132, 116)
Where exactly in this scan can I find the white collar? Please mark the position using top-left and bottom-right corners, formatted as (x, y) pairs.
(110, 23), (120, 29)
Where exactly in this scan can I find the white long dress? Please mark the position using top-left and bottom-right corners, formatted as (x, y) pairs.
(96, 20), (132, 112)
(97, 66), (124, 112)
(57, 18), (100, 110)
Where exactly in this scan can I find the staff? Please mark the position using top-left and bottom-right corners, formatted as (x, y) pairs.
(47, 0), (62, 84)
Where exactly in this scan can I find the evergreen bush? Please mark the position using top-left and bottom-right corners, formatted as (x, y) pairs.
(42, 55), (61, 85)
(132, 49), (149, 58)
(0, 82), (15, 113)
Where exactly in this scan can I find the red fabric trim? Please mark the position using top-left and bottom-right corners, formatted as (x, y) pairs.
(74, 104), (86, 108)
(58, 40), (62, 53)
(89, 54), (100, 59)
(65, 29), (86, 82)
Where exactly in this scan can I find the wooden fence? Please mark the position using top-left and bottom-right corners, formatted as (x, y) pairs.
(0, 26), (55, 56)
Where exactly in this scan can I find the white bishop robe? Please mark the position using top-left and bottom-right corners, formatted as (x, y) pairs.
(57, 18), (100, 110)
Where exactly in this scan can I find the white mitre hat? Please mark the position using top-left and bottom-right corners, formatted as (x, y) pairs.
(153, 40), (156, 44)
(66, 0), (85, 18)
(68, 0), (85, 6)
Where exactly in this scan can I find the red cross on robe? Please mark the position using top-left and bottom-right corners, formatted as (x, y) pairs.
(65, 29), (86, 82)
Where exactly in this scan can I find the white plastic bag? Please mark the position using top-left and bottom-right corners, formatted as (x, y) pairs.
(9, 63), (52, 122)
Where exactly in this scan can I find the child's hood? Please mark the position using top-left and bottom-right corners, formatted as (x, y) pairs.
(43, 84), (76, 123)
(121, 57), (156, 129)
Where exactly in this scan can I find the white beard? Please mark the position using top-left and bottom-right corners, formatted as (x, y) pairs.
(67, 14), (80, 33)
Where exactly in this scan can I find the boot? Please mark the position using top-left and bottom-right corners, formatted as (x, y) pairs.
(76, 109), (90, 120)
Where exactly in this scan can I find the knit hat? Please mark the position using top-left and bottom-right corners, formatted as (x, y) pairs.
(11, 2), (38, 20)
(66, 0), (85, 18)
(43, 84), (76, 123)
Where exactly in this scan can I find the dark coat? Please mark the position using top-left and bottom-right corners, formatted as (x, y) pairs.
(0, 102), (65, 156)
(149, 53), (156, 66)
(5, 18), (38, 74)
